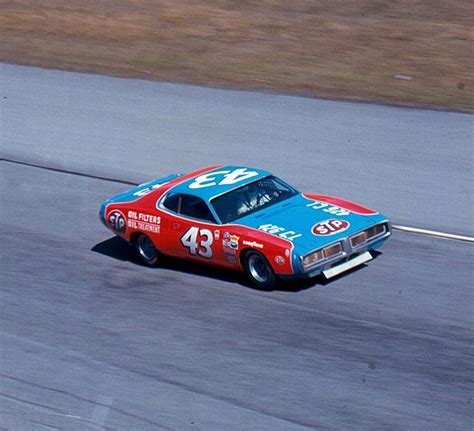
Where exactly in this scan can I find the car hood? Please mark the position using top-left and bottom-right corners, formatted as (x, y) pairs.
(234, 194), (388, 255)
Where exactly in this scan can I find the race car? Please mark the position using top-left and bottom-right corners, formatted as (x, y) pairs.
(99, 165), (391, 289)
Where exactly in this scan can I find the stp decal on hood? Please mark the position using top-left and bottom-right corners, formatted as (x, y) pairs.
(312, 219), (350, 236)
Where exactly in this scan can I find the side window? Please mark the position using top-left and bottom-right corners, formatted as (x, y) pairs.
(180, 195), (216, 223)
(163, 194), (180, 213)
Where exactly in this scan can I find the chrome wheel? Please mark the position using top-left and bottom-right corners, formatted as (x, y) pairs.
(248, 254), (270, 283)
(136, 234), (158, 264)
(244, 251), (276, 289)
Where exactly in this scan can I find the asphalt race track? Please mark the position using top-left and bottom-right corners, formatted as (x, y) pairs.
(1, 64), (473, 430)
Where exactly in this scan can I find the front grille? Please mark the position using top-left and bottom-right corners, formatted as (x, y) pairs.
(350, 224), (386, 248)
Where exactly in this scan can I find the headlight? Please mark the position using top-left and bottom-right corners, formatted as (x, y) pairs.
(302, 242), (343, 270)
(302, 249), (324, 268)
(350, 224), (386, 248)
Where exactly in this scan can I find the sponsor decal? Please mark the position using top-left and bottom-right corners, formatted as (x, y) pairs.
(224, 251), (237, 264)
(275, 255), (285, 265)
(285, 249), (290, 257)
(229, 235), (240, 249)
(303, 194), (378, 216)
(222, 232), (240, 250)
(214, 230), (220, 240)
(242, 240), (264, 249)
(127, 211), (161, 224)
(306, 200), (350, 216)
(127, 220), (160, 233)
(258, 224), (302, 241)
(222, 232), (239, 264)
(312, 219), (350, 236)
(127, 211), (161, 234)
(108, 210), (127, 233)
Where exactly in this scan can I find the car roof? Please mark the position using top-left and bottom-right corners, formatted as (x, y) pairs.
(168, 165), (272, 202)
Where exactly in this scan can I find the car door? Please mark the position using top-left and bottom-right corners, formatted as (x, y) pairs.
(161, 193), (225, 265)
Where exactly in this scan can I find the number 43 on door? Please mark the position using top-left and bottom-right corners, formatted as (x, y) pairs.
(180, 227), (213, 258)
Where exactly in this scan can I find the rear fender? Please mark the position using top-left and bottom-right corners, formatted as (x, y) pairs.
(99, 173), (182, 224)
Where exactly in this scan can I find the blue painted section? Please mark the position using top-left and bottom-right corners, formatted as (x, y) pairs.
(169, 166), (271, 202)
(99, 202), (107, 226)
(98, 166), (391, 280)
(292, 253), (304, 276)
(234, 193), (389, 256)
(99, 173), (182, 224)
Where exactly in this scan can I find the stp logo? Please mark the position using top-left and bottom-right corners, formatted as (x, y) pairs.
(312, 219), (350, 236)
(108, 210), (126, 233)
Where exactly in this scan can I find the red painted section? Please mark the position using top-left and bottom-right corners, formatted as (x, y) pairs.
(103, 164), (295, 275)
(303, 193), (378, 215)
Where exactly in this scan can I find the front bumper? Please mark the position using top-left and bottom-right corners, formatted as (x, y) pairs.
(321, 251), (373, 279)
(299, 222), (392, 279)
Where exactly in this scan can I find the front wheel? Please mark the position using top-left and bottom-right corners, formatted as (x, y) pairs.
(133, 233), (160, 266)
(243, 251), (277, 290)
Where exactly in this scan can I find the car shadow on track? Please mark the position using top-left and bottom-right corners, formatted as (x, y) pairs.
(91, 236), (380, 293)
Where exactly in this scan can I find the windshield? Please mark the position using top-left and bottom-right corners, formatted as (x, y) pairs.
(211, 176), (298, 224)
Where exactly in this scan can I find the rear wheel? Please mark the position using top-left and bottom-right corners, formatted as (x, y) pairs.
(243, 251), (277, 290)
(133, 233), (160, 266)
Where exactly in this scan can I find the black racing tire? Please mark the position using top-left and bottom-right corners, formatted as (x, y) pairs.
(133, 233), (160, 266)
(243, 251), (277, 290)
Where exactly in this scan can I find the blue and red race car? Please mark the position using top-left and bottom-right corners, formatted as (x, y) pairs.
(100, 166), (391, 289)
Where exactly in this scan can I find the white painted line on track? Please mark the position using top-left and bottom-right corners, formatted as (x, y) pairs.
(393, 225), (474, 243)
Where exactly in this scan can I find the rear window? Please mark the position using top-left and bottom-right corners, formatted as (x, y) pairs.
(163, 194), (180, 212)
(180, 195), (216, 222)
(162, 193), (216, 223)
